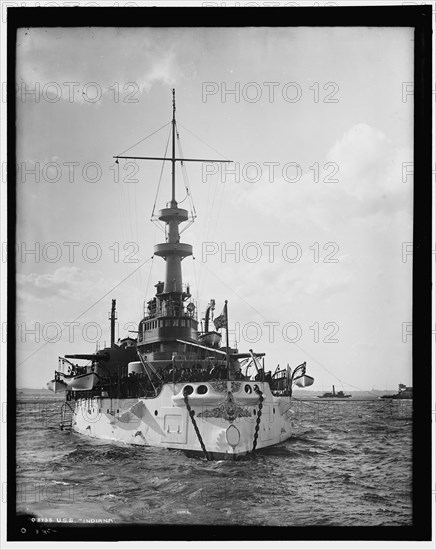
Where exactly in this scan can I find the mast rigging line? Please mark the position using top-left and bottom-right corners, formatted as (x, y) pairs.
(143, 255), (155, 315)
(194, 257), (369, 395)
(114, 156), (232, 163)
(175, 124), (192, 204)
(115, 121), (172, 158)
(175, 121), (197, 232)
(17, 256), (155, 369)
(191, 256), (201, 329)
(151, 123), (172, 228)
(177, 121), (230, 162)
(123, 168), (142, 308)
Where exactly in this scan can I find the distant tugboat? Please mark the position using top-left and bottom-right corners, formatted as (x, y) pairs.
(381, 384), (412, 399)
(47, 90), (315, 459)
(318, 385), (351, 399)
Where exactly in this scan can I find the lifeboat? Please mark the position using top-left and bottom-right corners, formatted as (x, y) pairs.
(47, 363), (101, 393)
(46, 378), (68, 393)
(197, 331), (222, 348)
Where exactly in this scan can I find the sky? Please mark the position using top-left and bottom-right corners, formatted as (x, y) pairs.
(14, 26), (414, 391)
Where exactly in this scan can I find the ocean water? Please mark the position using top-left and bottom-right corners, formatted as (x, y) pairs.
(15, 391), (412, 529)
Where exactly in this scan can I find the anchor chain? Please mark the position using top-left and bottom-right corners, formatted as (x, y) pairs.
(252, 384), (264, 452)
(184, 389), (210, 460)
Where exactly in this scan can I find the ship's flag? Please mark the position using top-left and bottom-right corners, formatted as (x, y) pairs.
(213, 303), (227, 330)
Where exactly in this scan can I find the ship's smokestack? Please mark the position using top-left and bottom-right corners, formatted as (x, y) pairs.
(109, 299), (117, 347)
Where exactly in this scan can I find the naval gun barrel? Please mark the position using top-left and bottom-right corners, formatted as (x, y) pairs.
(65, 352), (110, 361)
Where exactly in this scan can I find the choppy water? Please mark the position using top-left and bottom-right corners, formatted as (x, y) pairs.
(15, 392), (412, 529)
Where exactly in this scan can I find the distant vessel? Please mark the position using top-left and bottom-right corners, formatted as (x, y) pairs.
(46, 90), (315, 460)
(380, 384), (412, 399)
(317, 385), (351, 399)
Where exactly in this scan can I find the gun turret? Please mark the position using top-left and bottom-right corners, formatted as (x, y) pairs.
(65, 352), (110, 362)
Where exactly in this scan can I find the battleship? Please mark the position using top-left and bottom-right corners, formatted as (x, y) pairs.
(47, 90), (314, 459)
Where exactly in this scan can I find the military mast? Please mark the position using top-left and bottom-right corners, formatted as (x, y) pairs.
(114, 90), (231, 360)
(154, 90), (193, 295)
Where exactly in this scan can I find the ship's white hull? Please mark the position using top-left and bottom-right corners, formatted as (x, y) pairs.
(71, 380), (294, 459)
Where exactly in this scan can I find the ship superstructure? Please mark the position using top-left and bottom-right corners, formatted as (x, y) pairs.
(48, 90), (314, 459)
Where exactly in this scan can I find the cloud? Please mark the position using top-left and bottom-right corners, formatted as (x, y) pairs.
(16, 28), (181, 103)
(327, 123), (412, 206)
(328, 123), (391, 185)
(17, 266), (106, 301)
(231, 122), (412, 230)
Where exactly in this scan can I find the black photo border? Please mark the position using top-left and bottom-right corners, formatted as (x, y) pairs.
(6, 4), (433, 543)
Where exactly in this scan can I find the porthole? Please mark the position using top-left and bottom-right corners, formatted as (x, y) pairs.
(183, 385), (194, 396)
(253, 409), (256, 416)
(197, 385), (208, 395)
(154, 410), (158, 416)
(273, 408), (275, 414)
(245, 384), (252, 394)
